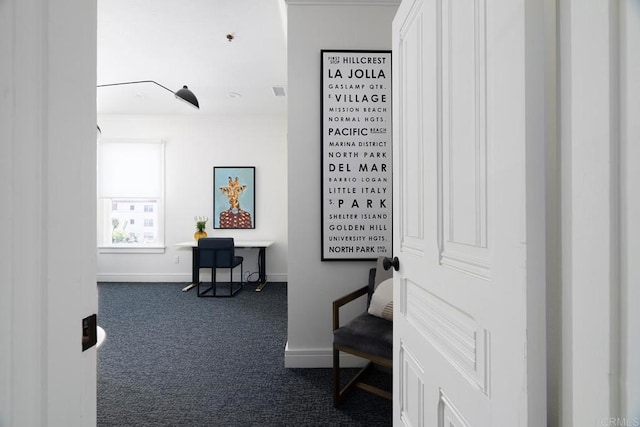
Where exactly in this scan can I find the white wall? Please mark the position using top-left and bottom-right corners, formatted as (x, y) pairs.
(621, 1), (640, 419)
(96, 114), (288, 283)
(285, 0), (399, 367)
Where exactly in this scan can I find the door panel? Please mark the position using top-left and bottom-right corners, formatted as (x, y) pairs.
(403, 281), (489, 395)
(392, 0), (546, 425)
(440, 0), (490, 279)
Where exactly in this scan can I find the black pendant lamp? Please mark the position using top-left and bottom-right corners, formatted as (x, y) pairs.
(97, 80), (199, 109)
(174, 85), (199, 109)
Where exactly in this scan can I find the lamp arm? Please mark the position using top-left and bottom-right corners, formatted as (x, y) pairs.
(97, 80), (175, 95)
(97, 80), (199, 109)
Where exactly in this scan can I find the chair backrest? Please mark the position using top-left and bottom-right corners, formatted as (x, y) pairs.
(197, 238), (236, 268)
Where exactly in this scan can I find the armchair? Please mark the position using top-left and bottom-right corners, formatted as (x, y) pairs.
(332, 258), (393, 407)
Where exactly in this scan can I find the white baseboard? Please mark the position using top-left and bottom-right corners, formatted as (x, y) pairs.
(283, 341), (367, 368)
(96, 272), (288, 283)
(96, 273), (191, 282)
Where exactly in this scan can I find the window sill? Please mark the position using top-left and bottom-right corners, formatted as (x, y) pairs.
(98, 246), (166, 254)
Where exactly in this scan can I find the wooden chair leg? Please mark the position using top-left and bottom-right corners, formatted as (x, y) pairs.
(333, 347), (392, 406)
(333, 347), (340, 408)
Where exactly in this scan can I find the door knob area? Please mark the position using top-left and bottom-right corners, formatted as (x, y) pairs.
(382, 256), (399, 271)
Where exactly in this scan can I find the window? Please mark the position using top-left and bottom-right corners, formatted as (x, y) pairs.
(97, 139), (165, 252)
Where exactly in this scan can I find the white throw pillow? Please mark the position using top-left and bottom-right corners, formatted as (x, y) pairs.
(368, 278), (393, 321)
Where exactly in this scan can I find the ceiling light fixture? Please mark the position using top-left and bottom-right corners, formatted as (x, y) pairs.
(97, 80), (200, 109)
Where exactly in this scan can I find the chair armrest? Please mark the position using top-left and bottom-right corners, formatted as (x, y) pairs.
(333, 285), (369, 331)
(367, 267), (377, 304)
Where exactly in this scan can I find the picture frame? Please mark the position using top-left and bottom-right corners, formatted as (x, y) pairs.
(320, 49), (393, 261)
(213, 166), (256, 229)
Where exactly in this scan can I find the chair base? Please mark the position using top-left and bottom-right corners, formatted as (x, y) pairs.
(333, 347), (392, 407)
(197, 281), (243, 297)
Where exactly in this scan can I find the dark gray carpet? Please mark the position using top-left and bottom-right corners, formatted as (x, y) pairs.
(97, 282), (392, 426)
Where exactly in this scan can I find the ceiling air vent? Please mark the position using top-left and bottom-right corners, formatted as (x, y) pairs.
(272, 86), (286, 97)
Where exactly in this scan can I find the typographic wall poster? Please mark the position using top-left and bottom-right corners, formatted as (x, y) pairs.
(321, 50), (392, 261)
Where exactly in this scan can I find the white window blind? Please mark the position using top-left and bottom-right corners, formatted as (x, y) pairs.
(97, 140), (164, 198)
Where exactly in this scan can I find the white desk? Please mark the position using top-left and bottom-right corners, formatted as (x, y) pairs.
(176, 240), (274, 292)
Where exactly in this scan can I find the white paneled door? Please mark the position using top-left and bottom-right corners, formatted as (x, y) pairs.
(392, 0), (547, 425)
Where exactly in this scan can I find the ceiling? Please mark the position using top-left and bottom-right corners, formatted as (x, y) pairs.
(97, 0), (288, 116)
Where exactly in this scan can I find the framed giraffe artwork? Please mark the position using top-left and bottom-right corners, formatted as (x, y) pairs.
(213, 166), (256, 229)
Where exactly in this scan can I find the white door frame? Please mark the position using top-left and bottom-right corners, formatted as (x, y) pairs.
(619, 1), (640, 418)
(0, 0), (98, 425)
(559, 0), (618, 423)
(559, 0), (639, 423)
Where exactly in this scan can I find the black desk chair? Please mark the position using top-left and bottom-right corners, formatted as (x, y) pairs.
(196, 238), (243, 297)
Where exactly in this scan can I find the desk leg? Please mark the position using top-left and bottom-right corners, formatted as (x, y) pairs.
(255, 246), (267, 292)
(181, 247), (198, 292)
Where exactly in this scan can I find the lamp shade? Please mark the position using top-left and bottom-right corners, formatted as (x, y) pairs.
(175, 85), (199, 109)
